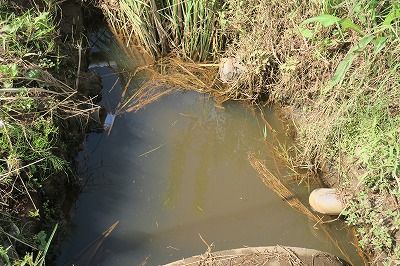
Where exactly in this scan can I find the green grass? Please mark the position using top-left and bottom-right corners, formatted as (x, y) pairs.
(218, 0), (400, 263)
(0, 100), (67, 182)
(100, 0), (227, 61)
(0, 2), (67, 201)
(296, 2), (400, 262)
(0, 224), (58, 266)
(0, 2), (76, 264)
(1, 10), (55, 57)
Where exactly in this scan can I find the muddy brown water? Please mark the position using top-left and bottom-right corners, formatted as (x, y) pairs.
(58, 30), (363, 265)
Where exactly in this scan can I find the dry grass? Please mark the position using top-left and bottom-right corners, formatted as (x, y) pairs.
(248, 153), (322, 222)
(247, 153), (370, 265)
(223, 0), (327, 101)
(115, 52), (224, 114)
(166, 246), (352, 266)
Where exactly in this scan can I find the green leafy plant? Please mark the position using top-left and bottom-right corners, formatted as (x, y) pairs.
(34, 231), (47, 251)
(299, 3), (400, 88)
(0, 246), (11, 265)
(0, 63), (18, 88)
(0, 10), (56, 57)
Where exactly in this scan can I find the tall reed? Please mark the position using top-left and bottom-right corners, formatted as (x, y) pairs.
(100, 0), (227, 62)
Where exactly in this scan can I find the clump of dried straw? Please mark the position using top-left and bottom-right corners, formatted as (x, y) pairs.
(247, 152), (366, 265)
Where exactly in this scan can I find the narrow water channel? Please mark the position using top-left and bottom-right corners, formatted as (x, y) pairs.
(58, 30), (362, 265)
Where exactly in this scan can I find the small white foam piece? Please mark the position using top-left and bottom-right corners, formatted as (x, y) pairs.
(88, 61), (118, 69)
(104, 113), (116, 135)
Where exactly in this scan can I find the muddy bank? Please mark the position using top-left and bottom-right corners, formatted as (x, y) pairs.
(40, 0), (104, 260)
(166, 246), (350, 266)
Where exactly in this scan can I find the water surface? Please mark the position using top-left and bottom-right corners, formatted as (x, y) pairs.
(58, 30), (362, 266)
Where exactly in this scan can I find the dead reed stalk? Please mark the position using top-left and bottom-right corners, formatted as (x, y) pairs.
(115, 56), (222, 114)
(247, 152), (357, 265)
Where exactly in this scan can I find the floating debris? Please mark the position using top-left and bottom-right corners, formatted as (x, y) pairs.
(72, 221), (119, 266)
(88, 60), (118, 69)
(104, 113), (116, 133)
(309, 188), (344, 215)
(219, 57), (246, 83)
(0, 120), (4, 129)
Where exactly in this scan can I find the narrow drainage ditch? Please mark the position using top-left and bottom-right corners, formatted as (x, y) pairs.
(57, 28), (363, 266)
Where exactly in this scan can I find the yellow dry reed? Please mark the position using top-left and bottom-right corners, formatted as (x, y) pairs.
(248, 152), (320, 221)
(115, 55), (224, 114)
(247, 153), (357, 265)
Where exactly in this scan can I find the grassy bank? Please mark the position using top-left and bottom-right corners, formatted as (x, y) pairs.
(227, 0), (400, 263)
(0, 1), (97, 264)
(100, 0), (400, 264)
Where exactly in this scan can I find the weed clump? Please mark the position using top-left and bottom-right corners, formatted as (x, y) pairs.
(0, 2), (98, 264)
(223, 0), (323, 101)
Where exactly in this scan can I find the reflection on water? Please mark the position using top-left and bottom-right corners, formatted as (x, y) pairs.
(57, 30), (362, 266)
